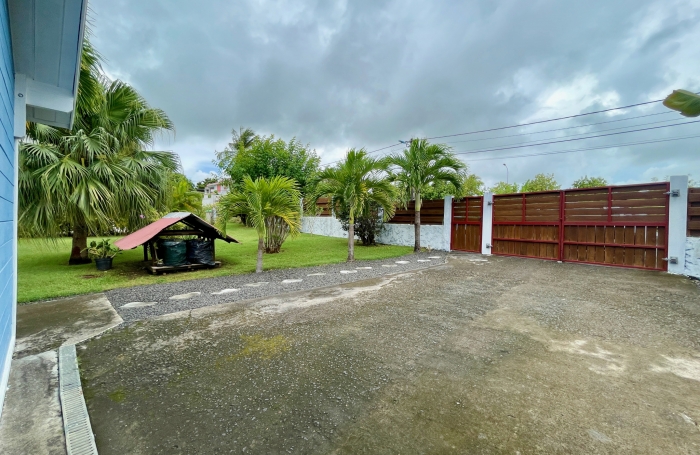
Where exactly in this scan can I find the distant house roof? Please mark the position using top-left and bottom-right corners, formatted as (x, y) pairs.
(114, 212), (239, 250)
(9, 0), (88, 131)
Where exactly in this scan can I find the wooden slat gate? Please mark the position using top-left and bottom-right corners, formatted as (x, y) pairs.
(490, 183), (670, 271)
(451, 196), (483, 252)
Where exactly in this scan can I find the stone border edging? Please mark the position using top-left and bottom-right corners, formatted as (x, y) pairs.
(58, 345), (98, 455)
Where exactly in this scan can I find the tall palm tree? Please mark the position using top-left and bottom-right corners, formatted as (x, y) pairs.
(19, 38), (177, 264)
(217, 176), (301, 273)
(314, 149), (396, 262)
(228, 127), (258, 151)
(386, 139), (464, 252)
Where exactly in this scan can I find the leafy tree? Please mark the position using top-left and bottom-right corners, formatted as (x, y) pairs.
(521, 173), (560, 193)
(490, 182), (519, 194)
(19, 38), (177, 264)
(314, 149), (396, 261)
(216, 135), (321, 195)
(663, 90), (700, 117)
(336, 203), (384, 246)
(195, 176), (218, 191)
(572, 176), (608, 188)
(169, 173), (203, 216)
(217, 176), (301, 273)
(421, 171), (484, 199)
(386, 139), (465, 252)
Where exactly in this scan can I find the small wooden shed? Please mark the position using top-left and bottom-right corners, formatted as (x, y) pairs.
(114, 212), (239, 274)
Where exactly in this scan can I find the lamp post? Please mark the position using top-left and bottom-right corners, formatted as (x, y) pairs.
(503, 163), (509, 185)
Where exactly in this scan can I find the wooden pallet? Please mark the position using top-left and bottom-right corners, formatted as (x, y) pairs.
(146, 261), (221, 275)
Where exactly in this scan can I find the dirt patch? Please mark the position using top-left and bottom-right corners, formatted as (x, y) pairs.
(79, 256), (700, 454)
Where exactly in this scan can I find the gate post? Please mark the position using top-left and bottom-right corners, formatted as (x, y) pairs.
(443, 195), (453, 251)
(668, 175), (689, 274)
(481, 192), (494, 255)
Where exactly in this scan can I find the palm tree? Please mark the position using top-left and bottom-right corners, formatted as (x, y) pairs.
(314, 149), (396, 262)
(229, 127), (258, 151)
(169, 174), (204, 216)
(19, 39), (177, 264)
(386, 139), (464, 252)
(663, 90), (700, 117)
(217, 176), (301, 273)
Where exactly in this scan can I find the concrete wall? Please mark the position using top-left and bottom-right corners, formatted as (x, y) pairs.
(686, 237), (700, 279)
(301, 216), (346, 239)
(0, 0), (14, 417)
(301, 217), (450, 250)
(377, 224), (447, 250)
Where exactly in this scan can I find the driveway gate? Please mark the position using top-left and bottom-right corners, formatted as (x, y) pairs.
(451, 196), (483, 252)
(489, 183), (670, 271)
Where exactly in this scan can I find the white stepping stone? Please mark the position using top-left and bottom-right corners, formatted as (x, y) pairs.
(211, 288), (239, 295)
(468, 258), (487, 262)
(340, 270), (357, 274)
(307, 273), (326, 276)
(428, 256), (441, 259)
(356, 267), (372, 270)
(121, 301), (156, 308)
(244, 282), (269, 287)
(169, 292), (201, 300)
(417, 259), (431, 262)
(382, 264), (397, 268)
(282, 279), (303, 284)
(395, 261), (410, 264)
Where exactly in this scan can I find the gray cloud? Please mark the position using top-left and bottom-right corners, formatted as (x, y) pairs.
(90, 0), (700, 187)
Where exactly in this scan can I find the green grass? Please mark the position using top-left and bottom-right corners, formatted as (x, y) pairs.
(18, 225), (412, 303)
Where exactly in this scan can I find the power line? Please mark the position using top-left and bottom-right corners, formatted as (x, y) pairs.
(439, 111), (675, 145)
(452, 119), (700, 156)
(425, 98), (664, 140)
(320, 97), (673, 166)
(466, 134), (700, 162)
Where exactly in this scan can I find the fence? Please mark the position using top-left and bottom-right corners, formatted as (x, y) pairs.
(386, 199), (444, 225)
(689, 188), (700, 237)
(300, 177), (695, 276)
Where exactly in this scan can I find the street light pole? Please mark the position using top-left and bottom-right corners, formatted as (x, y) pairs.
(503, 163), (509, 185)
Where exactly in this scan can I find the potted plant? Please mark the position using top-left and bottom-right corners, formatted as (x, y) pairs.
(84, 239), (121, 271)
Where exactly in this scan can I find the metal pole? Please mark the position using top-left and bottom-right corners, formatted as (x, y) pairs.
(503, 163), (509, 185)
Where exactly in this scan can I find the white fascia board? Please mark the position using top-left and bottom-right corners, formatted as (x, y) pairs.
(25, 78), (74, 114)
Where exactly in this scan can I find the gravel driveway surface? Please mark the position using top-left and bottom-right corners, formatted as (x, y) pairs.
(81, 254), (700, 454)
(108, 252), (446, 321)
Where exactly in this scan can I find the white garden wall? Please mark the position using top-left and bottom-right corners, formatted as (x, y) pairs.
(301, 217), (450, 251)
(686, 237), (700, 279)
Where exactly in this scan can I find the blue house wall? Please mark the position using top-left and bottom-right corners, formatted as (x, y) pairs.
(0, 0), (15, 407)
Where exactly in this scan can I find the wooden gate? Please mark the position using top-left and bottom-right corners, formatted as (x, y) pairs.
(561, 183), (669, 271)
(492, 191), (561, 260)
(489, 183), (669, 271)
(451, 196), (483, 252)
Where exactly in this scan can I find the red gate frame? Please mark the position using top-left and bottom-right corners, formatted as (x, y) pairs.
(490, 183), (670, 271)
(450, 196), (483, 253)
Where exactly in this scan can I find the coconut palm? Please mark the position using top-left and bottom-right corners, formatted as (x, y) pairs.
(217, 176), (301, 273)
(314, 149), (396, 262)
(19, 38), (177, 264)
(386, 139), (464, 252)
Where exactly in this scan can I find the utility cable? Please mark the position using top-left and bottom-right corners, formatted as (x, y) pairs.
(452, 119), (700, 156)
(465, 134), (700, 162)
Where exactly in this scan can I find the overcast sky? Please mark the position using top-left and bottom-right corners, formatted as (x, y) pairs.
(89, 0), (700, 188)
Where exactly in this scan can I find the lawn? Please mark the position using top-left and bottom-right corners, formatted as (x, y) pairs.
(18, 225), (412, 303)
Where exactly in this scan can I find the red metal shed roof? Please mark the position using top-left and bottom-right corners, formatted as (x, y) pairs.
(114, 212), (238, 250)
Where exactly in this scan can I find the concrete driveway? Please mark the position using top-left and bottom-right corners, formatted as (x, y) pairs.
(78, 255), (700, 454)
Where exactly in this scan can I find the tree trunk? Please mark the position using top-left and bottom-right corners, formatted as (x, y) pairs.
(347, 216), (355, 262)
(256, 236), (264, 273)
(414, 193), (421, 252)
(69, 224), (91, 265)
